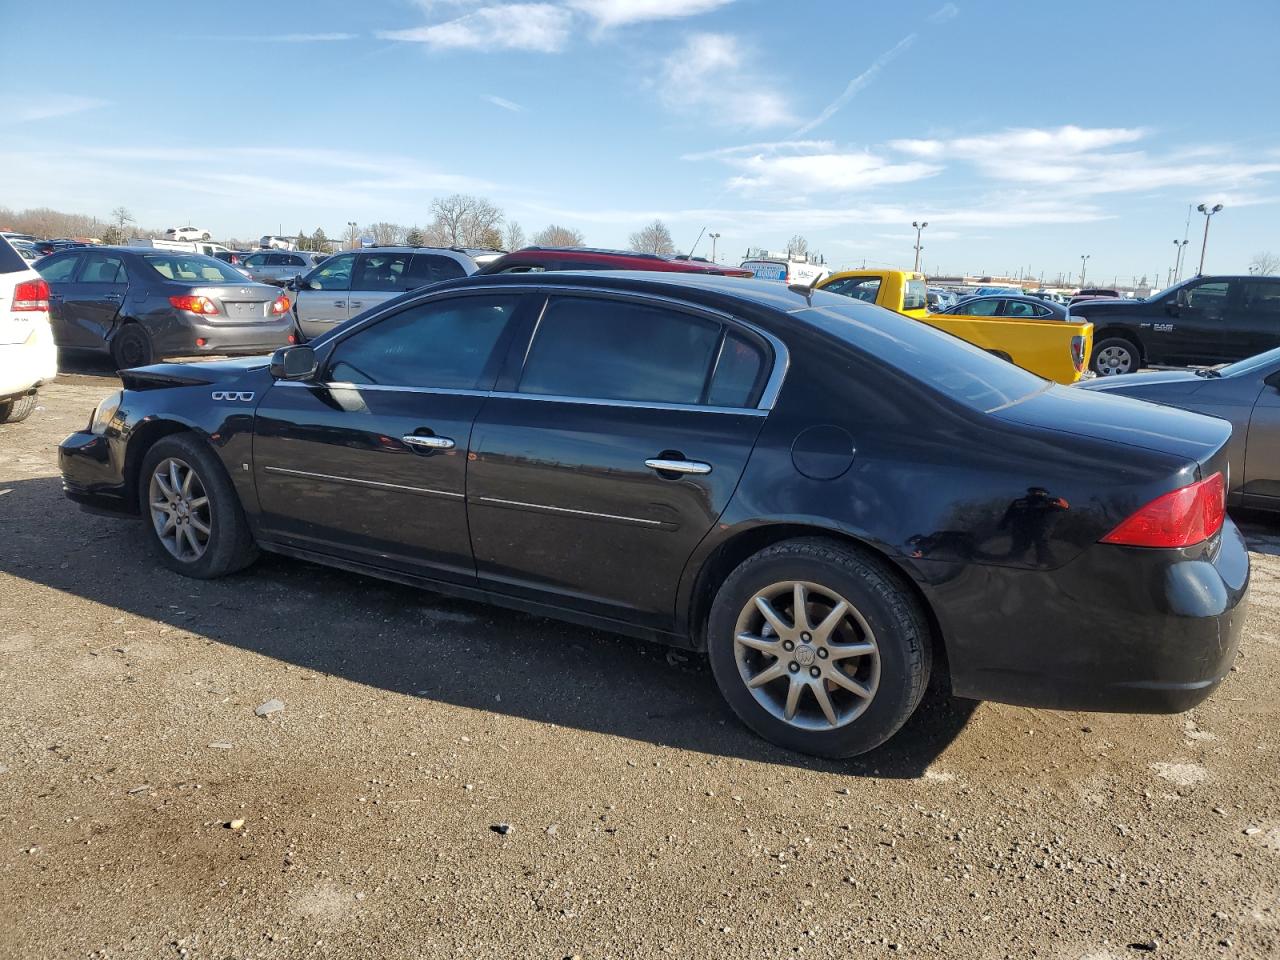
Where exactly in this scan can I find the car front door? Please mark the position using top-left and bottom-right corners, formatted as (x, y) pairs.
(349, 251), (414, 316)
(466, 291), (774, 631)
(59, 251), (130, 350)
(1164, 279), (1232, 364)
(252, 290), (529, 583)
(37, 252), (84, 347)
(294, 252), (355, 339)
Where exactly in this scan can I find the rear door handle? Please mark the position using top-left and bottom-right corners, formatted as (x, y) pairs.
(645, 458), (712, 475)
(402, 435), (455, 450)
(350, 301), (364, 309)
(333, 301), (346, 308)
(103, 293), (122, 302)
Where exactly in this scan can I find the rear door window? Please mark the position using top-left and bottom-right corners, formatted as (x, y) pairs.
(957, 298), (1001, 317)
(517, 296), (725, 406)
(1241, 281), (1280, 317)
(77, 252), (128, 283)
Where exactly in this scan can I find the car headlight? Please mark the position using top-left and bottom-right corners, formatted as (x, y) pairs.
(90, 391), (123, 435)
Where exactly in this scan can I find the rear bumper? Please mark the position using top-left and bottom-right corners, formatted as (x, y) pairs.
(930, 520), (1250, 712)
(59, 430), (133, 515)
(0, 322), (58, 398)
(150, 315), (294, 358)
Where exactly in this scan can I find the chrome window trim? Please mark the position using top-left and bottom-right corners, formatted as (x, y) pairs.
(473, 495), (666, 528)
(306, 281), (790, 412)
(263, 465), (463, 500)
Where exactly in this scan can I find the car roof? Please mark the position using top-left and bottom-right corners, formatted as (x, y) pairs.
(333, 246), (474, 257)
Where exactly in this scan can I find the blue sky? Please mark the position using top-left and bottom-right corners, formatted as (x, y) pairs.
(2, 0), (1278, 283)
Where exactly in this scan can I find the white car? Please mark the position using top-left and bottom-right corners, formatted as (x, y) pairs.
(259, 235), (296, 251)
(166, 226), (213, 241)
(0, 237), (58, 423)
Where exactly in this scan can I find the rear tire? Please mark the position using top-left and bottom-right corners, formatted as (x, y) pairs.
(138, 434), (258, 579)
(110, 324), (153, 370)
(0, 391), (37, 423)
(707, 538), (932, 758)
(1091, 337), (1140, 376)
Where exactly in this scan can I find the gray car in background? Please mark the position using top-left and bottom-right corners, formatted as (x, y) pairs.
(290, 246), (477, 340)
(239, 250), (324, 286)
(1081, 348), (1280, 511)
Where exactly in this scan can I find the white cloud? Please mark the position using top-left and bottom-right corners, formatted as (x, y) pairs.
(567, 0), (735, 27)
(687, 139), (939, 194)
(378, 4), (573, 52)
(1, 94), (108, 122)
(928, 2), (959, 24)
(482, 94), (524, 111)
(659, 33), (790, 128)
(275, 32), (358, 42)
(793, 33), (917, 137)
(891, 125), (1145, 159)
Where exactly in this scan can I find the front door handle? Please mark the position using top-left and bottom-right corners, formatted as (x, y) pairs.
(402, 435), (455, 451)
(103, 293), (122, 302)
(350, 301), (364, 309)
(645, 458), (712, 476)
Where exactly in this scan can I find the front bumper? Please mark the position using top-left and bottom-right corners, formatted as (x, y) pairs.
(60, 429), (132, 515)
(930, 519), (1250, 713)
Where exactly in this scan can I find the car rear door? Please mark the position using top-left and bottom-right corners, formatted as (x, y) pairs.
(58, 250), (129, 349)
(1166, 279), (1232, 364)
(1236, 279), (1280, 359)
(466, 290), (774, 631)
(253, 290), (530, 583)
(294, 252), (355, 339)
(348, 251), (414, 316)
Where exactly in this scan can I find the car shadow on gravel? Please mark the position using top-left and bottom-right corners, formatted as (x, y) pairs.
(0, 475), (978, 778)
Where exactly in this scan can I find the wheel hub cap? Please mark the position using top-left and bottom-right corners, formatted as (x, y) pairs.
(795, 645), (816, 666)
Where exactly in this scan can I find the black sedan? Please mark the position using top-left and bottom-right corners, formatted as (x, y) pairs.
(1082, 348), (1280, 511)
(944, 293), (1073, 321)
(58, 272), (1249, 758)
(35, 246), (295, 369)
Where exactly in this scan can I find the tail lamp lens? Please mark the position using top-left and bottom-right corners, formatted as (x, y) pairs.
(1100, 472), (1226, 548)
(271, 294), (290, 315)
(169, 295), (219, 315)
(13, 278), (49, 311)
(1070, 335), (1087, 372)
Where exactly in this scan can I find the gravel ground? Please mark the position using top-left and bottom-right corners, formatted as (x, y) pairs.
(1, 369), (1278, 960)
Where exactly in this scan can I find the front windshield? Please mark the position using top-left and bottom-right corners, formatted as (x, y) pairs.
(1217, 346), (1280, 378)
(144, 254), (247, 284)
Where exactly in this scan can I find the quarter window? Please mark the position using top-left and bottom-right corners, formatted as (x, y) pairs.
(309, 253), (355, 291)
(518, 296), (726, 406)
(327, 295), (519, 389)
(707, 330), (766, 407)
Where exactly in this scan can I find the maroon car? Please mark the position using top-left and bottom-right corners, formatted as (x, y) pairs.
(478, 246), (753, 278)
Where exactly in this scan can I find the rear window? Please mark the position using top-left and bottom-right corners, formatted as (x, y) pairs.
(903, 278), (927, 311)
(144, 254), (245, 284)
(804, 291), (1047, 413)
(0, 237), (27, 275)
(741, 260), (788, 282)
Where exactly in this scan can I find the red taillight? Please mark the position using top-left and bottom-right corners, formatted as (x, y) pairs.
(1070, 335), (1087, 372)
(13, 278), (49, 311)
(169, 295), (219, 316)
(271, 293), (290, 315)
(1101, 472), (1225, 548)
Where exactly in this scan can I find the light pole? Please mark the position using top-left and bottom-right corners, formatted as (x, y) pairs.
(1172, 239), (1189, 283)
(708, 232), (720, 263)
(347, 221), (358, 250)
(1079, 254), (1090, 287)
(1195, 203), (1223, 276)
(912, 221), (928, 273)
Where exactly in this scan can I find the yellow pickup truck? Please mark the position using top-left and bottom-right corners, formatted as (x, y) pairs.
(816, 270), (1093, 384)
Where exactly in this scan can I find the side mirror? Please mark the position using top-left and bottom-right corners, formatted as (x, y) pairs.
(1166, 298), (1181, 316)
(270, 345), (317, 381)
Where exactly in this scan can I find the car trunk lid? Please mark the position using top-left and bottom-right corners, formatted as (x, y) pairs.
(190, 284), (279, 322)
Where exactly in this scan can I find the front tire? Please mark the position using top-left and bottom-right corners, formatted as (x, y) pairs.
(201, 233), (211, 241)
(1091, 337), (1140, 376)
(0, 391), (37, 423)
(110, 324), (154, 370)
(138, 434), (258, 579)
(707, 538), (932, 758)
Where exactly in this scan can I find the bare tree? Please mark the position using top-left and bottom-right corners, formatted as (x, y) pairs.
(1251, 251), (1280, 276)
(629, 219), (675, 255)
(787, 234), (809, 259)
(504, 221), (526, 251)
(532, 224), (585, 248)
(428, 194), (504, 247)
(111, 206), (134, 231)
(365, 222), (404, 246)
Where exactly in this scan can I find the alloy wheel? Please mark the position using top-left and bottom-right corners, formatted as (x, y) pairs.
(733, 580), (881, 731)
(148, 457), (211, 562)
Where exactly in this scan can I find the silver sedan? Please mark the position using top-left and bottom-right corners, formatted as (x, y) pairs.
(1080, 348), (1280, 511)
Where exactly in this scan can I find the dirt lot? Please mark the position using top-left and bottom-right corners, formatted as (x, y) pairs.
(1, 370), (1278, 960)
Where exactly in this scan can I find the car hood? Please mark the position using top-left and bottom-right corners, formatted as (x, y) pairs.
(995, 382), (1230, 465)
(121, 355), (271, 390)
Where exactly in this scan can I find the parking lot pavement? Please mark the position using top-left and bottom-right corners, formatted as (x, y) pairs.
(1, 375), (1278, 960)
